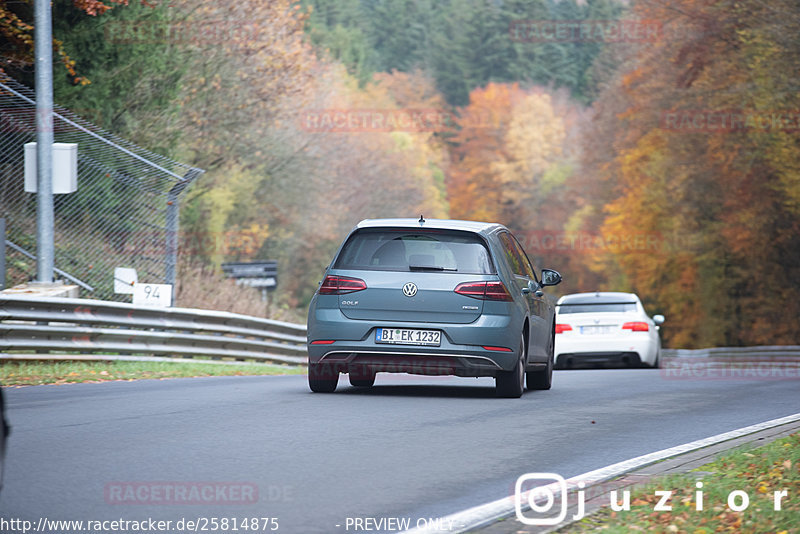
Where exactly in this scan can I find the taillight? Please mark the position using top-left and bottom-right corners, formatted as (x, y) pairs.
(454, 281), (512, 301)
(453, 281), (487, 298)
(310, 340), (335, 345)
(622, 321), (649, 332)
(555, 324), (572, 334)
(318, 275), (367, 295)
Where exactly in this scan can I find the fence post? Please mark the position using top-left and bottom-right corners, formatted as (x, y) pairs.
(165, 169), (203, 295)
(34, 0), (54, 284)
(1, 218), (5, 290)
(165, 189), (179, 289)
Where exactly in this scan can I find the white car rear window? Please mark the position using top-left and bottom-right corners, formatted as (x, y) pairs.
(558, 302), (637, 314)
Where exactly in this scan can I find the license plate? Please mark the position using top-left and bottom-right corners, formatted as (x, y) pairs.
(375, 328), (442, 346)
(580, 325), (614, 335)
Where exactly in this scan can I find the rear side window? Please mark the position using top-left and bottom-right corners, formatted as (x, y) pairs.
(498, 232), (528, 277)
(334, 229), (494, 274)
(510, 233), (537, 281)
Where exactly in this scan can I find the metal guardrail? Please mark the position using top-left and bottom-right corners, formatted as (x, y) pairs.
(662, 346), (800, 359)
(660, 346), (800, 379)
(1, 297), (796, 371)
(0, 296), (307, 365)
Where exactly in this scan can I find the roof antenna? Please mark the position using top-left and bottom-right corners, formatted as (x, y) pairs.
(418, 214), (425, 224)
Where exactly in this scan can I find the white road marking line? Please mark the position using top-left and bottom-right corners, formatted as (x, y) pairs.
(401, 411), (800, 533)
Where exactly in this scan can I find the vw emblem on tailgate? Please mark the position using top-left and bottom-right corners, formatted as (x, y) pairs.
(402, 282), (418, 297)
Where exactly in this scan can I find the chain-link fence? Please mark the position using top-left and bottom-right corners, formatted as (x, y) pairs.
(0, 74), (204, 300)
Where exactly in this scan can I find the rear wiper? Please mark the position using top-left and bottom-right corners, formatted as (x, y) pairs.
(408, 265), (457, 272)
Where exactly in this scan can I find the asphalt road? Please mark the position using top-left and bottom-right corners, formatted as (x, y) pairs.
(2, 370), (799, 533)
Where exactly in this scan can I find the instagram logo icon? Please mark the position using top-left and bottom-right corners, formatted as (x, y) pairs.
(514, 473), (576, 526)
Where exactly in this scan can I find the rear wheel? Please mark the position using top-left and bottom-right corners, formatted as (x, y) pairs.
(526, 326), (554, 390)
(349, 366), (376, 387)
(496, 334), (525, 398)
(308, 363), (338, 393)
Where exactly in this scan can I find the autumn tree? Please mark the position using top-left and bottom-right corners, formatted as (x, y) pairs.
(578, 0), (800, 347)
(446, 82), (582, 269)
(248, 65), (450, 306)
(446, 82), (520, 221)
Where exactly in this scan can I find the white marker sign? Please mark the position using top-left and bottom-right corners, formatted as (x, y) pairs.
(133, 283), (172, 307)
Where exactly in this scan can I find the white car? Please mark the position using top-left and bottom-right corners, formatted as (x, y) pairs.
(554, 292), (664, 368)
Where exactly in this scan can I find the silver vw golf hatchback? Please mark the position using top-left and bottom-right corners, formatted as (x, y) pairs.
(306, 218), (562, 397)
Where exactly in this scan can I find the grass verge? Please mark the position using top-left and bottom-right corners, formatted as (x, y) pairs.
(560, 432), (800, 533)
(0, 359), (305, 386)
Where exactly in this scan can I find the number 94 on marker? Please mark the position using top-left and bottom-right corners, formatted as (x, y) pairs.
(132, 283), (173, 307)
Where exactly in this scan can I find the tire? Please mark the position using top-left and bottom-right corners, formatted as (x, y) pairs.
(496, 334), (525, 398)
(652, 348), (661, 369)
(526, 325), (554, 390)
(349, 366), (376, 387)
(308, 363), (338, 393)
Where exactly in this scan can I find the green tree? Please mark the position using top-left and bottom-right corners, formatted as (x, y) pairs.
(51, 0), (189, 154)
(303, 0), (625, 106)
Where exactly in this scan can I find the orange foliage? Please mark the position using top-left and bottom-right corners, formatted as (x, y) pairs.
(578, 0), (800, 347)
(446, 82), (524, 221)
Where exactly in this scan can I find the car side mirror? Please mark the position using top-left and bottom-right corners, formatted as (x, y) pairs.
(540, 268), (562, 287)
(653, 314), (665, 326)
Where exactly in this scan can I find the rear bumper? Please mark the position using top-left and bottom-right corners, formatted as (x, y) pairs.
(555, 334), (658, 367)
(555, 351), (642, 368)
(307, 310), (519, 376)
(316, 350), (505, 377)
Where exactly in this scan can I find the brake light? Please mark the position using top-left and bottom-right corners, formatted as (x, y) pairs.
(453, 281), (486, 298)
(622, 321), (649, 332)
(318, 275), (367, 295)
(484, 281), (513, 301)
(454, 281), (512, 301)
(555, 324), (572, 334)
